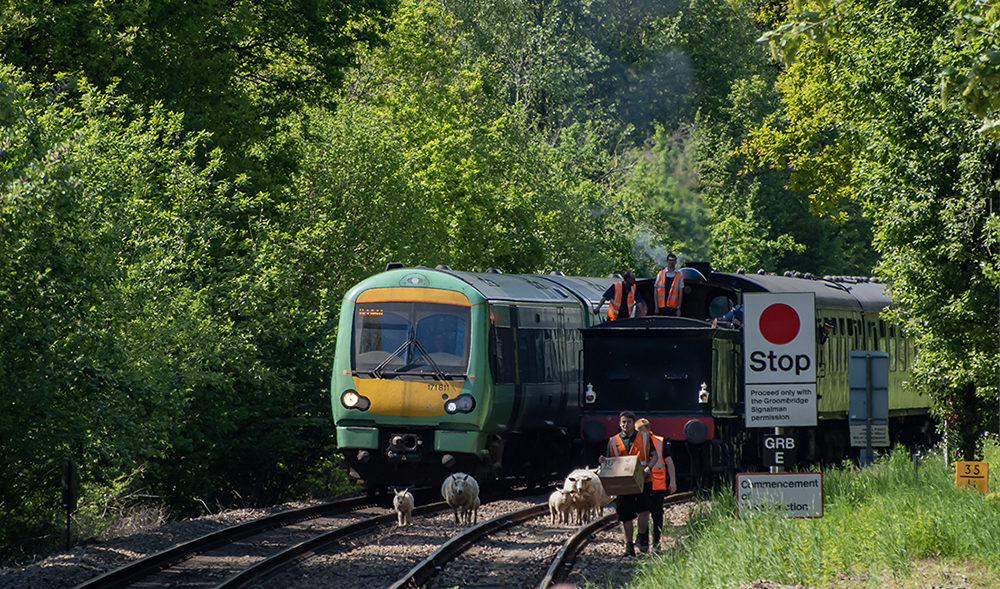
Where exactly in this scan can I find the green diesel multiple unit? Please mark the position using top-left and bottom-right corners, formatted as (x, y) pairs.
(332, 266), (614, 488)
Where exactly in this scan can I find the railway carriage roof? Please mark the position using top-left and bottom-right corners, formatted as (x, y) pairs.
(709, 273), (891, 313)
(442, 270), (616, 306)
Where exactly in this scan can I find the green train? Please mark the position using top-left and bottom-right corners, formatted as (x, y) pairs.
(332, 264), (934, 490)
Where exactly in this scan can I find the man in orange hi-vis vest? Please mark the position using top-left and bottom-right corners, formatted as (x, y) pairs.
(654, 253), (683, 316)
(594, 271), (647, 321)
(598, 410), (655, 556)
(636, 418), (677, 553)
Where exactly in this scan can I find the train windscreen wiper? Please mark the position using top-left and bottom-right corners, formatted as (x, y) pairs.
(409, 338), (449, 381)
(372, 340), (411, 379)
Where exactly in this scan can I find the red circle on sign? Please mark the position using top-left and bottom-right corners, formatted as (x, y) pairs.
(759, 303), (800, 345)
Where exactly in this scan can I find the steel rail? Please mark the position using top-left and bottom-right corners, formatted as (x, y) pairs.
(215, 501), (452, 589)
(387, 503), (549, 589)
(71, 495), (377, 589)
(538, 491), (695, 589)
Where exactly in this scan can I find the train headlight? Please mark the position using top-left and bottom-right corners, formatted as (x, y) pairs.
(341, 390), (370, 411)
(444, 393), (476, 414)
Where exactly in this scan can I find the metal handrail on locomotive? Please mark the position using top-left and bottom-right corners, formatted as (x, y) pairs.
(331, 264), (932, 491)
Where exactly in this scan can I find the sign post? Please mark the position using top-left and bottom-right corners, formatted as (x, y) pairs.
(62, 461), (78, 551)
(848, 352), (889, 466)
(738, 294), (822, 512)
(743, 293), (817, 429)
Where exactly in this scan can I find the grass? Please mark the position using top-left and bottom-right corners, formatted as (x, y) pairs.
(613, 440), (1000, 589)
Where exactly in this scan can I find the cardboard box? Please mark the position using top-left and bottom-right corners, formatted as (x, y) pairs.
(598, 455), (644, 496)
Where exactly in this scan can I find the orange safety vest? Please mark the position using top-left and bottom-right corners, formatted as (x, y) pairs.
(608, 431), (654, 483)
(655, 269), (682, 309)
(649, 434), (667, 491)
(608, 281), (636, 321)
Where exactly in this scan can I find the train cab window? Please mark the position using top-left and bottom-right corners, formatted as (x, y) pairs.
(839, 318), (845, 335)
(352, 301), (471, 378)
(708, 296), (732, 319)
(846, 319), (853, 337)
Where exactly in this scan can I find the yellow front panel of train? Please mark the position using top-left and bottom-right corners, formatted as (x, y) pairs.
(353, 378), (466, 416)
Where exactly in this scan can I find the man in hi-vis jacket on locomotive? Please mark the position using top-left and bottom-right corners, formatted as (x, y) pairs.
(654, 253), (683, 316)
(594, 271), (646, 320)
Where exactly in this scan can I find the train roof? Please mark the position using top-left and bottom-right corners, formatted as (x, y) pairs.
(708, 272), (891, 313)
(439, 270), (616, 306)
(350, 265), (892, 315)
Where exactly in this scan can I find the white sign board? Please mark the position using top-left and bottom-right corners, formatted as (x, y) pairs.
(736, 472), (823, 518)
(849, 424), (889, 447)
(744, 293), (817, 427)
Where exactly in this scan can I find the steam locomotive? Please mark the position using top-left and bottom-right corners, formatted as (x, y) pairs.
(331, 264), (932, 491)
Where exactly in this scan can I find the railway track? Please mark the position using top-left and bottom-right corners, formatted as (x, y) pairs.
(72, 490), (695, 589)
(398, 491), (695, 589)
(70, 492), (420, 589)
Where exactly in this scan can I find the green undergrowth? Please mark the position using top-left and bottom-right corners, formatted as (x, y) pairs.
(622, 442), (1000, 589)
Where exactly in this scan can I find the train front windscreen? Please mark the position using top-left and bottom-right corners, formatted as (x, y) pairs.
(352, 301), (470, 379)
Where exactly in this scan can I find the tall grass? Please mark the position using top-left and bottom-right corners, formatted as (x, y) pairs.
(624, 441), (1000, 589)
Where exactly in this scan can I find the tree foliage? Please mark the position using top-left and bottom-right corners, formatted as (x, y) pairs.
(751, 0), (1000, 460)
(0, 0), (394, 185)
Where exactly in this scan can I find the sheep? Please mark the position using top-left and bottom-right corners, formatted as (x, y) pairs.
(441, 472), (480, 526)
(548, 488), (575, 525)
(393, 488), (414, 527)
(562, 468), (611, 524)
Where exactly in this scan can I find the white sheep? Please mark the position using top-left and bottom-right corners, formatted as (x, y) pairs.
(393, 488), (414, 527)
(441, 472), (480, 526)
(562, 468), (611, 524)
(548, 488), (575, 525)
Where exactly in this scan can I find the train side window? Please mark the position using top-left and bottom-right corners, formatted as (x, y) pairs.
(888, 330), (897, 371)
(544, 329), (559, 383)
(839, 318), (845, 336)
(491, 326), (516, 384)
(517, 328), (537, 383)
(846, 319), (853, 337)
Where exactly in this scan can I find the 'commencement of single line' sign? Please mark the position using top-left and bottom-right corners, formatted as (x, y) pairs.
(736, 472), (823, 518)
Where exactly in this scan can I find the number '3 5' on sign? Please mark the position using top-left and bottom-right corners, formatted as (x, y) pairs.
(954, 461), (989, 493)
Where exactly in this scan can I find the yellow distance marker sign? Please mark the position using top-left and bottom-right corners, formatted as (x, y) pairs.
(954, 461), (989, 493)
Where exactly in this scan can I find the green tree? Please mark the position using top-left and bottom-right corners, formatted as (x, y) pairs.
(0, 65), (239, 557)
(0, 0), (394, 187)
(338, 0), (627, 274)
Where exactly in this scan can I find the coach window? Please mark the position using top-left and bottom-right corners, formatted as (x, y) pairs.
(886, 325), (899, 372)
(489, 307), (516, 385)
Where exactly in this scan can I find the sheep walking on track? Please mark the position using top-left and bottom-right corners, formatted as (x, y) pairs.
(393, 488), (414, 527)
(562, 468), (611, 524)
(548, 488), (574, 525)
(441, 472), (480, 526)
